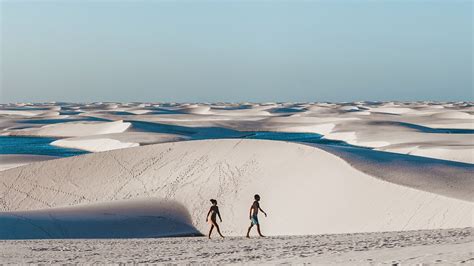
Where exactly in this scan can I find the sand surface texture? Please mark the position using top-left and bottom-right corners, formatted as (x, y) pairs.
(1, 228), (471, 264)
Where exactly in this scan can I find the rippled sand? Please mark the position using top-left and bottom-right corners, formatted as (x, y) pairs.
(1, 228), (471, 264)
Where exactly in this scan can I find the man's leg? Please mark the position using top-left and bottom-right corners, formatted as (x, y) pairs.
(246, 224), (253, 238)
(256, 224), (264, 237)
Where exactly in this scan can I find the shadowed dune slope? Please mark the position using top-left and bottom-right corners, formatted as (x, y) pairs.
(0, 199), (200, 239)
(314, 145), (474, 201)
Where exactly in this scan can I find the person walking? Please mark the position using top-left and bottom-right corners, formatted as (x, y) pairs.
(246, 194), (267, 238)
(206, 199), (224, 239)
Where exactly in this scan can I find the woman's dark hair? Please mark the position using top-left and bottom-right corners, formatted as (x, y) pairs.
(210, 199), (217, 204)
(254, 194), (260, 200)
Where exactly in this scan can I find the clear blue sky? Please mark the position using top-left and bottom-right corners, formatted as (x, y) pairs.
(1, 0), (472, 103)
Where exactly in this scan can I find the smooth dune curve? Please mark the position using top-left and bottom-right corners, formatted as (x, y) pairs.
(7, 120), (131, 137)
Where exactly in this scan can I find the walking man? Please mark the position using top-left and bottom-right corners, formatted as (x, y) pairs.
(246, 194), (267, 237)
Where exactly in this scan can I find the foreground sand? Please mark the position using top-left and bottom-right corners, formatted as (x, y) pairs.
(1, 228), (471, 264)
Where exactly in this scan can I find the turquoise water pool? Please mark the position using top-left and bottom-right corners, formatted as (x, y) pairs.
(0, 136), (88, 157)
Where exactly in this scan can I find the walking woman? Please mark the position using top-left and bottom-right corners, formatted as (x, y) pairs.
(206, 199), (224, 239)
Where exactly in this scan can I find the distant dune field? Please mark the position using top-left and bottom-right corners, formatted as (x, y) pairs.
(0, 102), (472, 239)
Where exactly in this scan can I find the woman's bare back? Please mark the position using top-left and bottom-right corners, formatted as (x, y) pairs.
(210, 205), (219, 220)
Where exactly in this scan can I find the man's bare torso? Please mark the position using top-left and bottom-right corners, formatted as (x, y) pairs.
(251, 201), (259, 216)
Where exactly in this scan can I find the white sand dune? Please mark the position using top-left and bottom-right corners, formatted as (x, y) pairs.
(34, 111), (61, 117)
(51, 138), (139, 152)
(100, 109), (152, 115)
(128, 110), (152, 115)
(305, 105), (336, 113)
(0, 110), (44, 117)
(178, 105), (212, 115)
(51, 132), (188, 152)
(0, 139), (472, 239)
(1, 102), (472, 161)
(7, 120), (131, 137)
(0, 105), (63, 117)
(367, 107), (416, 115)
(338, 105), (360, 112)
(431, 111), (472, 119)
(276, 123), (335, 135)
(211, 107), (272, 116)
(322, 119), (473, 163)
(379, 144), (474, 164)
(315, 144), (473, 201)
(420, 119), (474, 130)
(80, 103), (120, 110)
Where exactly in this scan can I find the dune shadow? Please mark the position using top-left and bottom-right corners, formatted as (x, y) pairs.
(129, 120), (198, 136)
(128, 120), (245, 139)
(312, 144), (474, 202)
(368, 121), (474, 134)
(0, 198), (202, 239)
(19, 117), (110, 124)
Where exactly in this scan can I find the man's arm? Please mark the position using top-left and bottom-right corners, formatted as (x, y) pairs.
(249, 206), (253, 219)
(259, 206), (267, 217)
(206, 208), (211, 221)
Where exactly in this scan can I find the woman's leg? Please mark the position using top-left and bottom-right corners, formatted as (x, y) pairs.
(208, 224), (214, 239)
(211, 219), (224, 238)
(214, 223), (224, 238)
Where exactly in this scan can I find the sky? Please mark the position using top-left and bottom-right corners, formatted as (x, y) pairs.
(0, 0), (472, 103)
